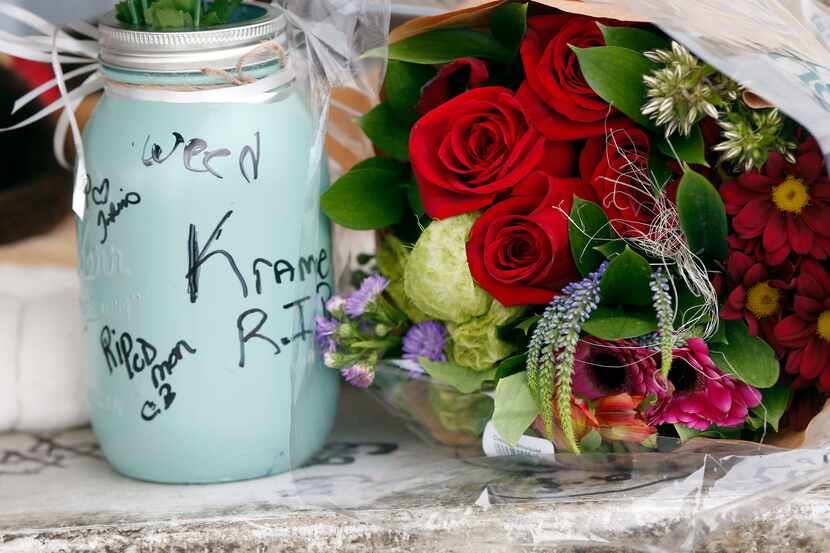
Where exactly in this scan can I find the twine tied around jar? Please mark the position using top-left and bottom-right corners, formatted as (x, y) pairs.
(202, 42), (288, 86)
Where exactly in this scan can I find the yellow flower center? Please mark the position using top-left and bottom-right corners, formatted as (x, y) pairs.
(772, 176), (811, 214)
(746, 281), (781, 319)
(818, 311), (830, 342)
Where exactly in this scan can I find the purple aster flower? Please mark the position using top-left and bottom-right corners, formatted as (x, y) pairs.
(345, 275), (389, 318)
(341, 362), (375, 388)
(314, 316), (338, 353)
(326, 295), (346, 314)
(403, 321), (448, 370)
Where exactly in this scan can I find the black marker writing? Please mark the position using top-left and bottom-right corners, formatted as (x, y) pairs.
(99, 326), (196, 422)
(237, 308), (281, 368)
(142, 132), (261, 181)
(239, 131), (260, 183)
(186, 210), (249, 303)
(97, 188), (141, 245)
(142, 132), (185, 166)
(183, 138), (230, 179)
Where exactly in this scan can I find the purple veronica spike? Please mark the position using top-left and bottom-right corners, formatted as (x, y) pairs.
(314, 316), (338, 353)
(403, 321), (447, 369)
(341, 362), (375, 388)
(345, 274), (389, 318)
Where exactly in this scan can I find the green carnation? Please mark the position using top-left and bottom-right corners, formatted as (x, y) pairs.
(404, 213), (491, 324)
(375, 234), (430, 323)
(447, 300), (524, 371)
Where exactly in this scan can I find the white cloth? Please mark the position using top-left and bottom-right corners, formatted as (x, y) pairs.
(0, 263), (86, 433)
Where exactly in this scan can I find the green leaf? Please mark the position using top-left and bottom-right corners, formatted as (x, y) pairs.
(421, 358), (496, 394)
(598, 24), (668, 53)
(321, 157), (408, 230)
(600, 246), (654, 306)
(516, 314), (541, 335)
(490, 2), (527, 55)
(386, 61), (436, 124)
(492, 372), (540, 446)
(381, 29), (513, 65)
(674, 282), (707, 328)
(648, 149), (674, 191)
(580, 429), (603, 451)
(209, 0), (241, 21)
(674, 424), (742, 443)
(593, 240), (627, 258)
(676, 168), (728, 262)
(583, 306), (658, 340)
(574, 43), (706, 167)
(709, 320), (780, 389)
(145, 6), (192, 28)
(358, 102), (411, 161)
(494, 354), (528, 382)
(708, 319), (729, 346)
(658, 126), (708, 166)
(406, 177), (425, 217)
(569, 197), (617, 277)
(571, 45), (657, 129)
(752, 384), (792, 432)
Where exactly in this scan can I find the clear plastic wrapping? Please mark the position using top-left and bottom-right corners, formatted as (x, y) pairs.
(283, 0), (390, 479)
(290, 0), (830, 550)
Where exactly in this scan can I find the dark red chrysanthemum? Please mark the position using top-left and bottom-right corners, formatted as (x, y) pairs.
(720, 150), (830, 262)
(720, 251), (793, 356)
(775, 260), (830, 390)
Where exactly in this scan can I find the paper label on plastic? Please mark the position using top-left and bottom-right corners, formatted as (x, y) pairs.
(482, 420), (555, 458)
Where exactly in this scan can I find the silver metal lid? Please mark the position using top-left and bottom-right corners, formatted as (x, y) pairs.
(98, 3), (285, 72)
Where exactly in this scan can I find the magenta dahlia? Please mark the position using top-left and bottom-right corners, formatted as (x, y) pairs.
(720, 150), (830, 261)
(775, 259), (830, 390)
(647, 338), (762, 430)
(572, 338), (667, 400)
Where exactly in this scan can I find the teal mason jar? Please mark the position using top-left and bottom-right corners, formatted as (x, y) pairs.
(77, 4), (338, 483)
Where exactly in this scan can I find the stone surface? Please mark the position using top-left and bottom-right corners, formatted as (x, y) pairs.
(2, 386), (830, 552)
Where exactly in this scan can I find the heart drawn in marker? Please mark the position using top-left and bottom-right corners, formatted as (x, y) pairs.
(91, 178), (110, 206)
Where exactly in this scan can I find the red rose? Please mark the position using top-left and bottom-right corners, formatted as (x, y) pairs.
(580, 128), (658, 238)
(410, 86), (576, 219)
(516, 15), (632, 140)
(466, 171), (594, 306)
(416, 57), (489, 116)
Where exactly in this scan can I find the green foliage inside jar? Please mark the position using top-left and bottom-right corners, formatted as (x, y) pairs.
(115, 0), (242, 29)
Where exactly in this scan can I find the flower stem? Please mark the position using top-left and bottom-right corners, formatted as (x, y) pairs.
(192, 0), (202, 27)
(127, 0), (142, 25)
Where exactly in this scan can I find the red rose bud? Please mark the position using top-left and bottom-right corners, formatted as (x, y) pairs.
(580, 128), (658, 239)
(465, 172), (593, 306)
(410, 86), (575, 219)
(516, 15), (632, 140)
(416, 57), (489, 116)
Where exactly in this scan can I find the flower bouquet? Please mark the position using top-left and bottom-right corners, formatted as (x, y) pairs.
(316, 0), (830, 454)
